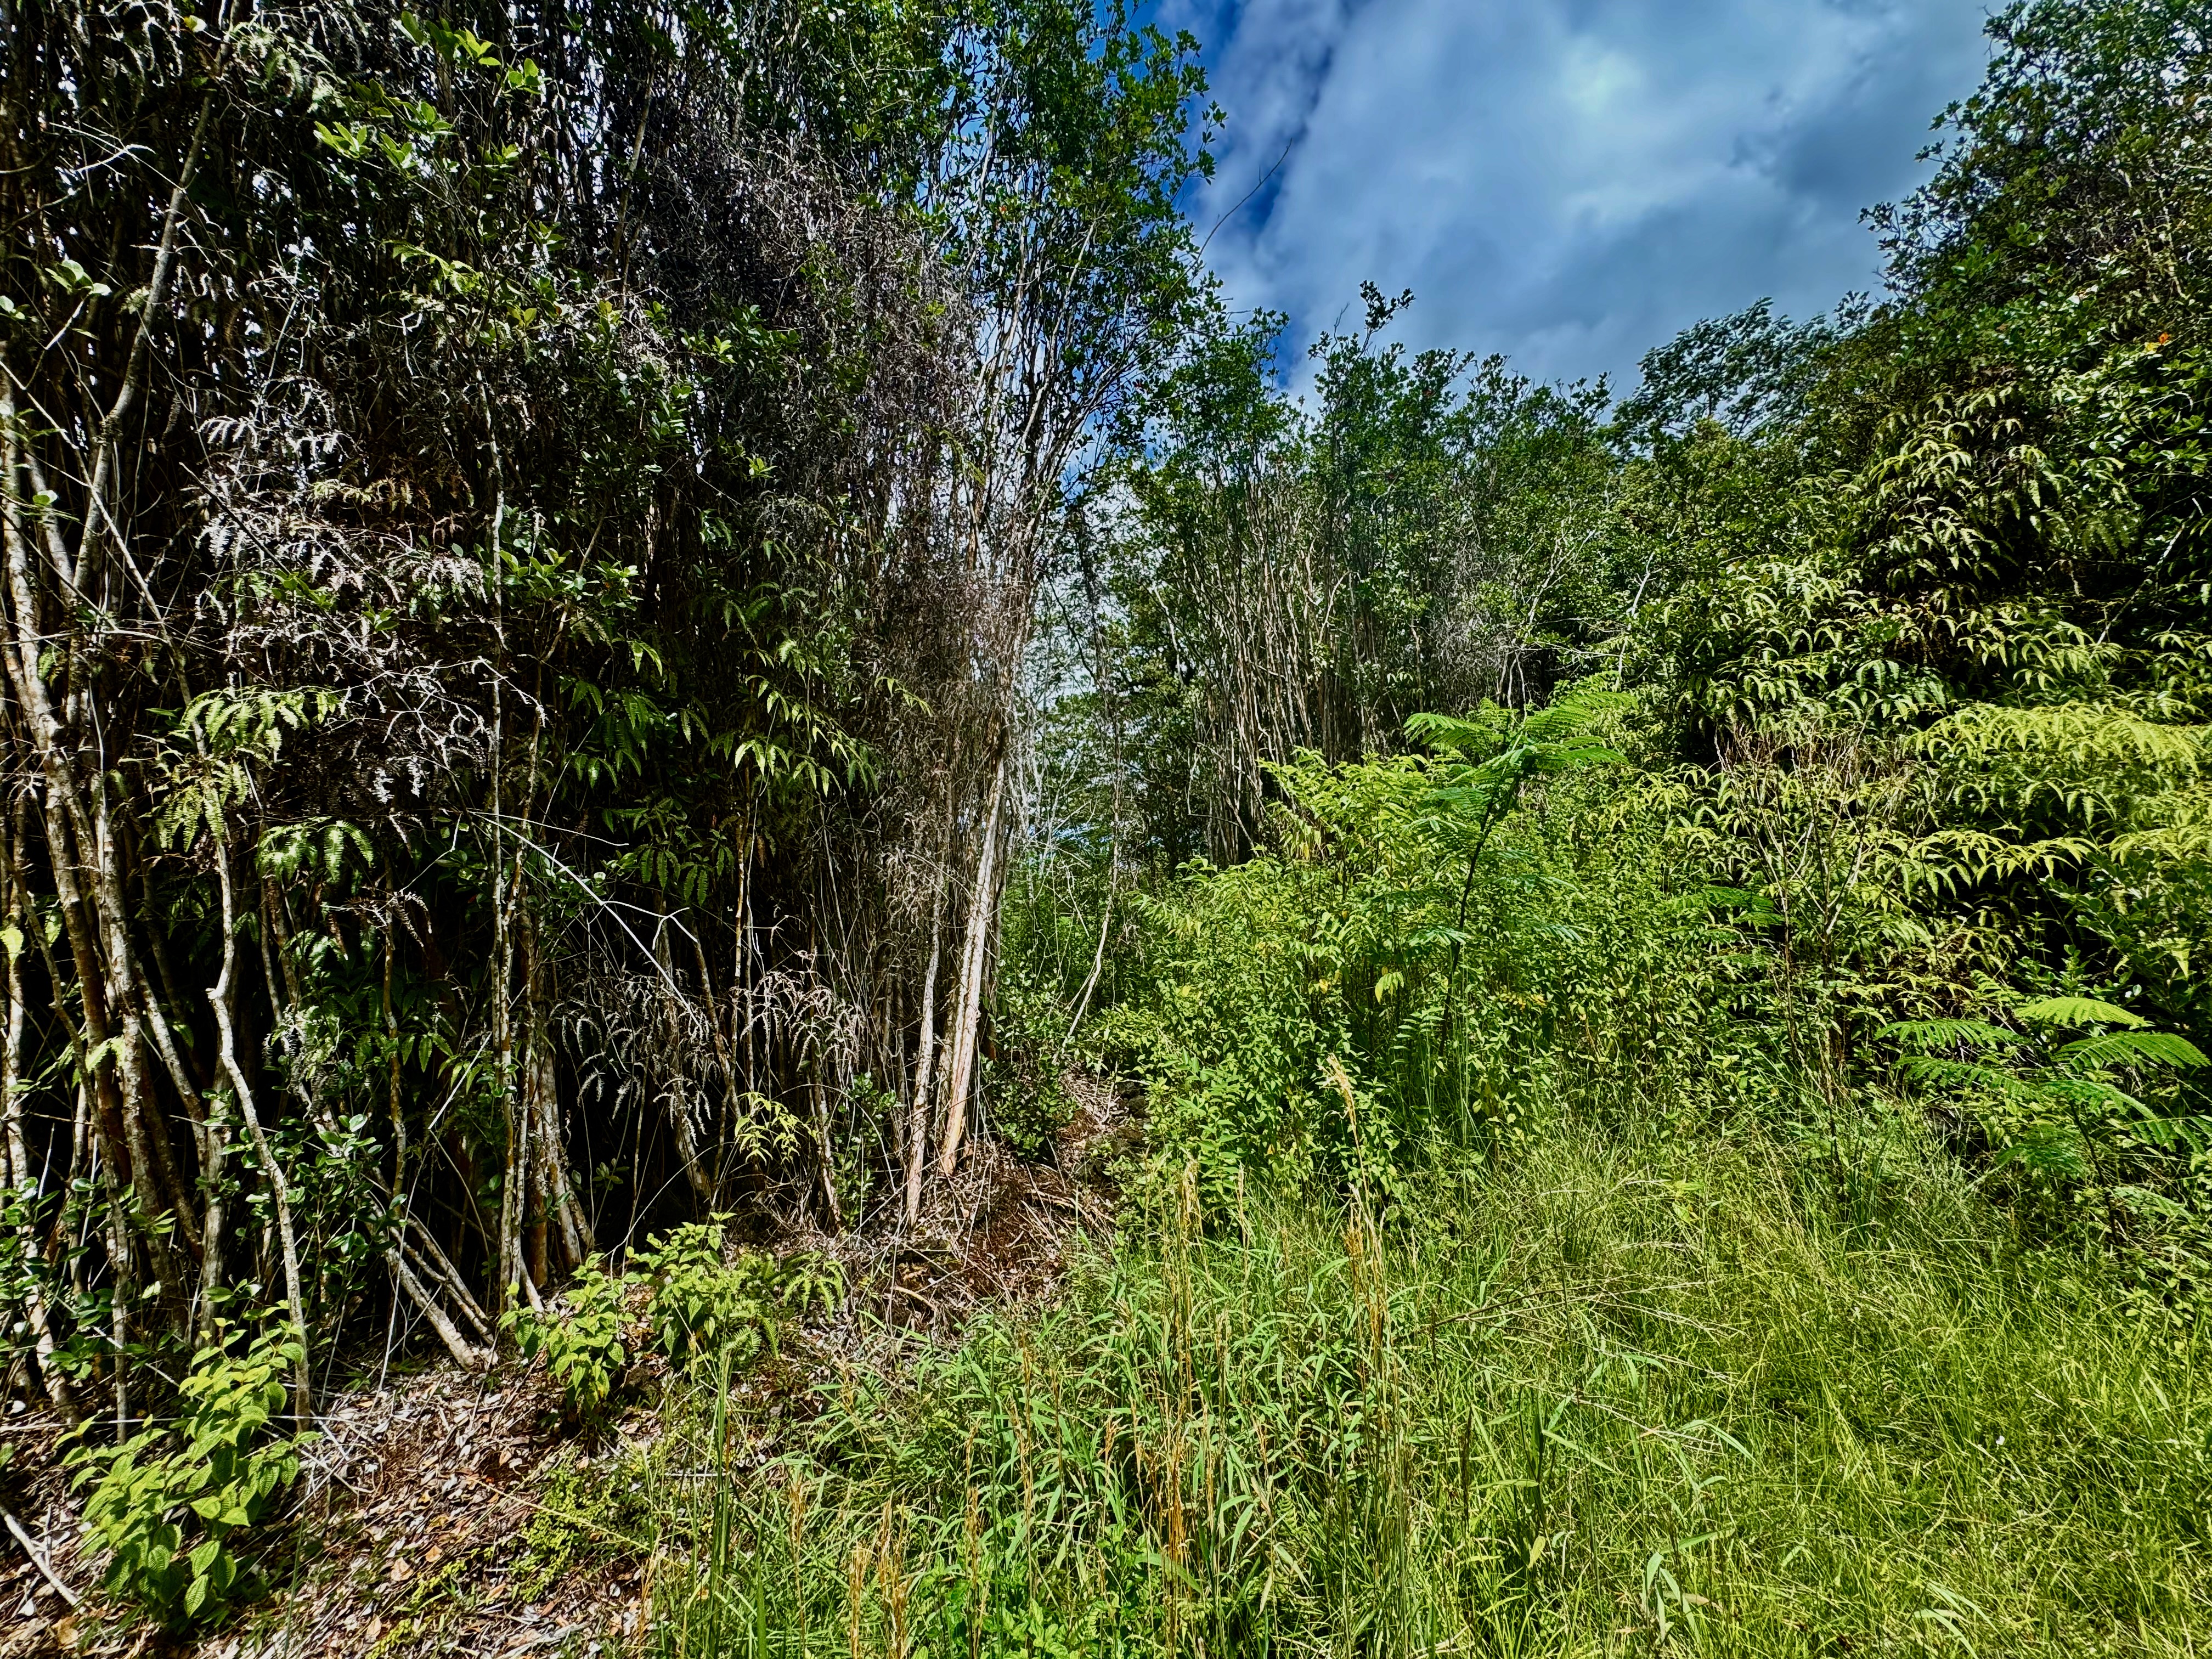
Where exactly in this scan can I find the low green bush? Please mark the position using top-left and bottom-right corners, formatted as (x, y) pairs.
(983, 969), (1077, 1160)
(510, 1222), (847, 1423)
(505, 1255), (633, 1424)
(69, 1321), (310, 1629)
(635, 1220), (847, 1370)
(635, 1220), (781, 1370)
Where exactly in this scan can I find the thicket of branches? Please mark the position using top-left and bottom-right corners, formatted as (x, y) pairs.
(0, 0), (1205, 1416)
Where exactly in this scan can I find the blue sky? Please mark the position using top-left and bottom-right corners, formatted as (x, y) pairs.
(1155, 0), (1999, 393)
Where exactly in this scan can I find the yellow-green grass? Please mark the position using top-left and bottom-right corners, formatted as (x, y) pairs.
(644, 1127), (2212, 1657)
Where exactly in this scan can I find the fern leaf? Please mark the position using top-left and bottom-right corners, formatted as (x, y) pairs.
(2015, 995), (2148, 1029)
(2058, 1030), (2208, 1070)
(1991, 1127), (2090, 1178)
(1897, 1055), (2035, 1095)
(1878, 1018), (2024, 1051)
(2039, 1076), (2144, 1114)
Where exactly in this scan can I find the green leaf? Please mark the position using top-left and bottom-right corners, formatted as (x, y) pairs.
(1991, 1126), (2090, 1178)
(2060, 1030), (2209, 1070)
(1880, 1018), (2025, 1052)
(2016, 995), (2148, 1029)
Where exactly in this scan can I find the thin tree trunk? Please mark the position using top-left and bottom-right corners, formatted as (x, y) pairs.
(0, 826), (66, 1409)
(1064, 888), (1113, 1043)
(903, 918), (946, 1222)
(936, 759), (1007, 1177)
(405, 1220), (496, 1344)
(903, 798), (957, 1223)
(2, 377), (151, 1414)
(492, 838), (523, 1313)
(208, 846), (311, 1419)
(391, 1251), (492, 1372)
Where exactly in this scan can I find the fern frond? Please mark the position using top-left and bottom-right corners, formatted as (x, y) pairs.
(2058, 1030), (2208, 1070)
(1896, 1055), (2036, 1095)
(1879, 1018), (2024, 1051)
(1991, 1126), (2091, 1178)
(2039, 1075), (2145, 1115)
(1910, 703), (2207, 772)
(2015, 995), (2147, 1029)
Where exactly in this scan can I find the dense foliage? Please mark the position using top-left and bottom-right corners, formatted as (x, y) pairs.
(1, 0), (1205, 1417)
(1015, 0), (2212, 1279)
(10, 0), (2212, 1648)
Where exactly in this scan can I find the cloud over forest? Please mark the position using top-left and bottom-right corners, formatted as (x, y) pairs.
(1161, 0), (1995, 390)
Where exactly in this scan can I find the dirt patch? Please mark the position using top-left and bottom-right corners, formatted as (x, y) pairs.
(851, 1066), (1134, 1336)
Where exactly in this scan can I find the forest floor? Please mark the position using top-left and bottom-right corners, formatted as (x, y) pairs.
(1, 1074), (1136, 1658)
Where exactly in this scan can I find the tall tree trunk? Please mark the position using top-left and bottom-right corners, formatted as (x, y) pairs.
(903, 797), (957, 1223)
(936, 759), (1007, 1177)
(0, 822), (67, 1410)
(208, 847), (312, 1420)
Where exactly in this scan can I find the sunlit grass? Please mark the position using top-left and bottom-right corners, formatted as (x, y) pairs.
(642, 1125), (2212, 1656)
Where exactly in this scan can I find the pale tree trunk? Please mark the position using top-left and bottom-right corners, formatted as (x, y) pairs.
(402, 1218), (495, 1364)
(208, 847), (312, 1419)
(372, 912), (489, 1369)
(521, 915), (580, 1286)
(88, 786), (196, 1254)
(814, 1077), (842, 1230)
(486, 421), (524, 1318)
(903, 796), (957, 1223)
(902, 918), (945, 1221)
(2, 374), (149, 1417)
(0, 827), (67, 1409)
(392, 1250), (492, 1370)
(492, 844), (523, 1316)
(936, 759), (1007, 1177)
(7, 91), (222, 1305)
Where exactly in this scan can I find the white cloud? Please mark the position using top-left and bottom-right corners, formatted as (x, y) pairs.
(1161, 0), (1995, 390)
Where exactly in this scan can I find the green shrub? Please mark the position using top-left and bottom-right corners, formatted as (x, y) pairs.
(776, 1249), (846, 1319)
(505, 1255), (633, 1424)
(69, 1322), (309, 1628)
(1883, 991), (2212, 1234)
(636, 1221), (777, 1370)
(505, 1228), (849, 1427)
(984, 968), (1077, 1160)
(635, 1219), (845, 1370)
(1121, 684), (1757, 1210)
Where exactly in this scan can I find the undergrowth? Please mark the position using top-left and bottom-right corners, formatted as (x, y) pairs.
(642, 1125), (2211, 1657)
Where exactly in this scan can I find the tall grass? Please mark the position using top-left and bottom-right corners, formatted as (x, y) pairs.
(642, 1125), (2212, 1657)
